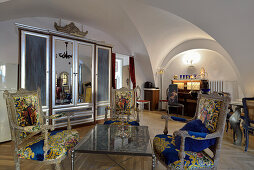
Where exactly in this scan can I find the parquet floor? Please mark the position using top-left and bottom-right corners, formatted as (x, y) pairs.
(1, 110), (254, 170)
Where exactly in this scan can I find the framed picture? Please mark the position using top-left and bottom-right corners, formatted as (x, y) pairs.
(168, 84), (178, 104)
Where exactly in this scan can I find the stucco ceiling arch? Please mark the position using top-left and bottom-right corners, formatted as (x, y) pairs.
(0, 0), (249, 94)
(160, 38), (244, 95)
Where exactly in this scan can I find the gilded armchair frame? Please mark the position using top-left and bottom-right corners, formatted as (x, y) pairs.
(104, 87), (141, 123)
(4, 88), (74, 170)
(160, 92), (230, 170)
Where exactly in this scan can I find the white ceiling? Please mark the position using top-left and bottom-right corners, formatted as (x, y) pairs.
(0, 0), (253, 96)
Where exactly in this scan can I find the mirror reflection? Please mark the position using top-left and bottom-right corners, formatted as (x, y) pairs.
(55, 39), (73, 105)
(78, 43), (93, 104)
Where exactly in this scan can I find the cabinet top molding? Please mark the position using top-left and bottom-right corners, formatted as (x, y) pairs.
(54, 22), (88, 37)
(15, 23), (112, 48)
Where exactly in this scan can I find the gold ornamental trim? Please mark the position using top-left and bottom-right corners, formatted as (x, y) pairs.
(54, 22), (88, 37)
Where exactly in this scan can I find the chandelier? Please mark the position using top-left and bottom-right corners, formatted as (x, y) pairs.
(58, 42), (72, 59)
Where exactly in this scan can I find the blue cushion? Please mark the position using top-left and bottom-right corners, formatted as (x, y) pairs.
(18, 130), (79, 161)
(153, 134), (214, 168)
(175, 119), (216, 152)
(104, 120), (139, 126)
(170, 116), (187, 122)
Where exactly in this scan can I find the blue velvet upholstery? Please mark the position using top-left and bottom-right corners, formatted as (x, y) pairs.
(18, 130), (79, 161)
(104, 119), (139, 126)
(153, 134), (214, 169)
(170, 116), (187, 122)
(175, 119), (216, 152)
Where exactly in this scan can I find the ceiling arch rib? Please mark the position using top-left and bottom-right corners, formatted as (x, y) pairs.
(118, 0), (213, 81)
(160, 38), (244, 95)
(0, 0), (246, 93)
(139, 0), (254, 96)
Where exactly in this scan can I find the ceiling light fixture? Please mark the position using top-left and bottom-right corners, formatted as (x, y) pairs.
(58, 42), (72, 59)
(183, 51), (201, 65)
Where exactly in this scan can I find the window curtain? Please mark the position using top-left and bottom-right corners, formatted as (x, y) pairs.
(112, 53), (116, 89)
(129, 56), (136, 88)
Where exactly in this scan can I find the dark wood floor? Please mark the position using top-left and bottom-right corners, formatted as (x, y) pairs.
(1, 111), (254, 170)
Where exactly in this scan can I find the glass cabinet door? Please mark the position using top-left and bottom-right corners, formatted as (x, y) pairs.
(21, 31), (49, 109)
(76, 42), (94, 106)
(96, 46), (111, 119)
(52, 37), (75, 107)
(96, 46), (111, 104)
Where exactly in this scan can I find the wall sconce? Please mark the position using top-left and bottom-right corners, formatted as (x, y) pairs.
(158, 68), (164, 75)
(183, 51), (201, 65)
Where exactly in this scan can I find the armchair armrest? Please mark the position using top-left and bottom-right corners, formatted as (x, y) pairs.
(43, 112), (74, 130)
(161, 115), (197, 135)
(44, 112), (73, 120)
(23, 125), (44, 132)
(173, 130), (220, 140)
(170, 116), (188, 122)
(161, 115), (188, 135)
(13, 124), (53, 133)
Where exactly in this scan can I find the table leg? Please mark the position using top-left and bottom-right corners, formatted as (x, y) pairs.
(71, 150), (75, 170)
(182, 105), (184, 116)
(152, 154), (156, 170)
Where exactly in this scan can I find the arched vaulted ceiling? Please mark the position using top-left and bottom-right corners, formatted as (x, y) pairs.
(0, 0), (253, 96)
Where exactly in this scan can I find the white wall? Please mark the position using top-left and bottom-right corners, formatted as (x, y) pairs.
(142, 0), (254, 97)
(0, 17), (147, 92)
(0, 17), (129, 64)
(161, 49), (244, 105)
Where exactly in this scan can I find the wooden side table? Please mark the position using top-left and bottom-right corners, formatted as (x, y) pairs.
(144, 88), (160, 111)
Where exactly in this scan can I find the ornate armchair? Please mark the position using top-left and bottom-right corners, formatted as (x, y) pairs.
(104, 87), (140, 126)
(153, 92), (230, 169)
(4, 88), (79, 170)
(242, 97), (254, 151)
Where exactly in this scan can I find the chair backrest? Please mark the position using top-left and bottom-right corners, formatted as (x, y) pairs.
(195, 92), (230, 133)
(195, 92), (230, 166)
(242, 97), (254, 125)
(111, 87), (138, 119)
(3, 88), (44, 142)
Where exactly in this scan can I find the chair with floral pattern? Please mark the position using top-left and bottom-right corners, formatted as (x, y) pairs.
(104, 87), (140, 126)
(4, 88), (79, 170)
(153, 92), (230, 169)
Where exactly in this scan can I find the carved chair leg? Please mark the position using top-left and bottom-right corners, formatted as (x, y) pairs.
(43, 130), (49, 159)
(14, 146), (20, 170)
(14, 155), (20, 170)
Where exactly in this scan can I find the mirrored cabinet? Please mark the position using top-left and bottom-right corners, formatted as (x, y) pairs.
(53, 37), (75, 107)
(20, 29), (112, 127)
